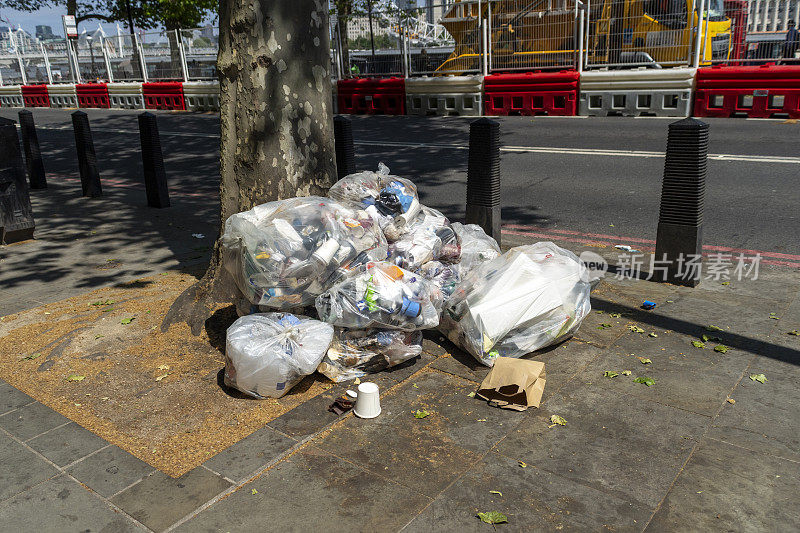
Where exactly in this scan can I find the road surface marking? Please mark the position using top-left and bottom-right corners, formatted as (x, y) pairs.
(28, 126), (800, 164)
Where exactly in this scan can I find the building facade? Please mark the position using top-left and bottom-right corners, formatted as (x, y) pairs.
(748, 0), (800, 33)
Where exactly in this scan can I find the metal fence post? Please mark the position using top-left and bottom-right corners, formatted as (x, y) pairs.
(100, 37), (114, 82)
(333, 115), (356, 179)
(466, 118), (501, 245)
(176, 29), (190, 82)
(41, 43), (53, 84)
(577, 4), (585, 73)
(654, 118), (708, 287)
(138, 112), (170, 208)
(18, 110), (46, 190)
(71, 111), (102, 197)
(692, 0), (707, 68)
(0, 117), (35, 244)
(135, 33), (148, 83)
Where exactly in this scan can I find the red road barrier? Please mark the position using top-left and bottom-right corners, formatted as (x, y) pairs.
(483, 71), (579, 116)
(694, 64), (800, 119)
(22, 85), (49, 107)
(142, 82), (185, 111)
(337, 78), (405, 115)
(76, 83), (110, 108)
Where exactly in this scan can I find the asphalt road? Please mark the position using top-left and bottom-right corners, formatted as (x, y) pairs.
(3, 108), (798, 255)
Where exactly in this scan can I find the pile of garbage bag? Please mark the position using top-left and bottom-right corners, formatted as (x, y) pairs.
(220, 164), (592, 398)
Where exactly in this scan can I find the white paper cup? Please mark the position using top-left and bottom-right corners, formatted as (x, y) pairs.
(353, 382), (381, 419)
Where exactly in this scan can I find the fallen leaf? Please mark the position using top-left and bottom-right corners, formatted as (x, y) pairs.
(90, 299), (115, 307)
(477, 418), (487, 422)
(467, 392), (475, 398)
(414, 409), (431, 419)
(788, 330), (800, 336)
(705, 325), (724, 332)
(713, 345), (729, 353)
(597, 323), (613, 329)
(549, 414), (567, 427)
(120, 317), (135, 325)
(251, 489), (258, 495)
(21, 352), (41, 361)
(603, 371), (619, 378)
(692, 341), (706, 348)
(155, 373), (171, 382)
(157, 364), (170, 371)
(477, 511), (508, 525)
(721, 281), (730, 286)
(701, 334), (721, 343)
(489, 490), (503, 497)
(621, 370), (632, 376)
(66, 375), (85, 382)
(354, 378), (361, 385)
(769, 313), (780, 320)
(633, 376), (655, 386)
(648, 333), (658, 338)
(609, 313), (622, 318)
(749, 373), (767, 384)
(192, 233), (205, 239)
(628, 325), (645, 333)
(726, 398), (735, 404)
(638, 357), (652, 364)
(74, 403), (81, 407)
(518, 461), (527, 468)
(94, 334), (104, 340)
(595, 310), (604, 314)
(412, 383), (419, 389)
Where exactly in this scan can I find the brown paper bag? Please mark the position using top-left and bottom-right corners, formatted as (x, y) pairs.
(476, 357), (546, 411)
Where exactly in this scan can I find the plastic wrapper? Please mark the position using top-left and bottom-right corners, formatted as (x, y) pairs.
(387, 207), (460, 269)
(417, 261), (461, 300)
(327, 163), (421, 241)
(451, 222), (501, 278)
(442, 242), (591, 366)
(221, 196), (387, 310)
(315, 261), (443, 330)
(224, 313), (334, 398)
(317, 329), (423, 382)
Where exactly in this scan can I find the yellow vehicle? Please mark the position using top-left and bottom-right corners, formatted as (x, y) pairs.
(436, 0), (731, 73)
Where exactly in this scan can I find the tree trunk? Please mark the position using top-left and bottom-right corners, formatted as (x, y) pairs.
(125, 0), (144, 80)
(162, 0), (337, 335)
(337, 3), (352, 77)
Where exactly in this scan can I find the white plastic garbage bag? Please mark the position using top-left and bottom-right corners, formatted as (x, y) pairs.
(417, 260), (461, 300)
(315, 261), (443, 330)
(450, 222), (501, 278)
(442, 242), (591, 366)
(327, 163), (421, 241)
(224, 313), (334, 398)
(317, 329), (423, 382)
(221, 196), (387, 310)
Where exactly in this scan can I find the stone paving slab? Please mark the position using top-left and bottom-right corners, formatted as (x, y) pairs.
(0, 431), (60, 502)
(646, 437), (800, 531)
(27, 422), (110, 468)
(0, 474), (143, 533)
(174, 446), (432, 533)
(65, 445), (156, 499)
(403, 451), (653, 532)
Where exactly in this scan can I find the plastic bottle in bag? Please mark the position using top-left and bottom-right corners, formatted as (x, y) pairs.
(224, 313), (334, 398)
(317, 328), (423, 382)
(315, 261), (443, 330)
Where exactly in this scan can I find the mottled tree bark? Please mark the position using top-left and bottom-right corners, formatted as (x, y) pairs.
(162, 0), (337, 335)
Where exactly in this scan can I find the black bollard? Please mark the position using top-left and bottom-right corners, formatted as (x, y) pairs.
(0, 117), (35, 244)
(138, 112), (170, 208)
(71, 111), (102, 198)
(654, 118), (708, 287)
(18, 110), (46, 189)
(333, 115), (355, 179)
(465, 117), (501, 245)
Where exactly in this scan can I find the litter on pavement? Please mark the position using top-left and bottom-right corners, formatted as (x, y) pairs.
(220, 164), (593, 401)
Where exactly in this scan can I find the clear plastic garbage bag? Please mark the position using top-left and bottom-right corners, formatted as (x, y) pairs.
(315, 261), (443, 330)
(450, 222), (501, 278)
(317, 328), (423, 382)
(221, 196), (387, 310)
(327, 163), (421, 241)
(441, 242), (591, 366)
(224, 313), (334, 398)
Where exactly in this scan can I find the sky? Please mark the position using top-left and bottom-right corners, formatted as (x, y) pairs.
(0, 6), (216, 37)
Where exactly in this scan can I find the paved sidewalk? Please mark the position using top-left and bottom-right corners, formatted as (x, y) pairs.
(1, 236), (798, 531)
